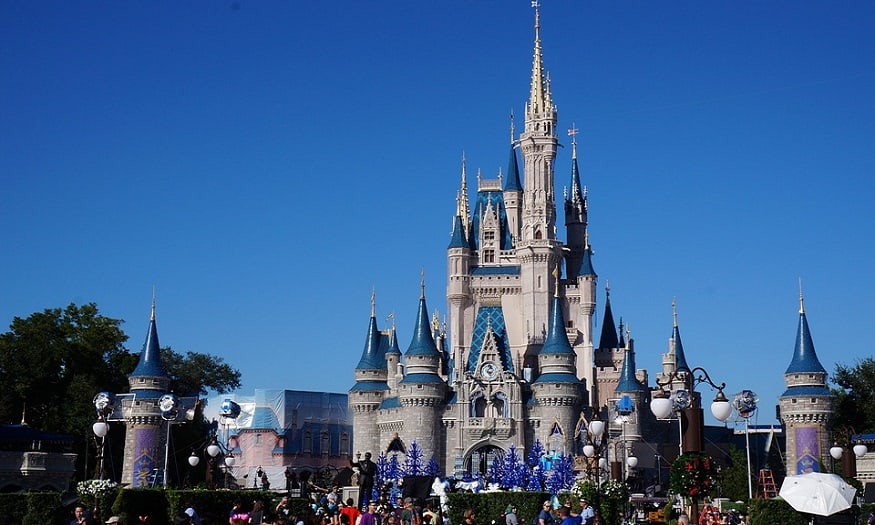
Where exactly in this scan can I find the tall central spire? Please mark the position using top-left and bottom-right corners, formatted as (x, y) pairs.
(529, 1), (548, 115)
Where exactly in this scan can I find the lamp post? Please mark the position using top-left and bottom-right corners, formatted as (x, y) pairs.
(830, 433), (868, 479)
(92, 392), (115, 481)
(582, 414), (607, 511)
(732, 390), (758, 500)
(651, 366), (731, 524)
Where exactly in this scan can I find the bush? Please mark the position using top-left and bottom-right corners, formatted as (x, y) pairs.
(447, 491), (549, 525)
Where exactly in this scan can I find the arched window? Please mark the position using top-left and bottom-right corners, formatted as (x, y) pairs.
(471, 392), (486, 417)
(492, 392), (508, 418)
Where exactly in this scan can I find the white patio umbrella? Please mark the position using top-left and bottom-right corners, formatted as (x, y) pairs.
(779, 472), (857, 516)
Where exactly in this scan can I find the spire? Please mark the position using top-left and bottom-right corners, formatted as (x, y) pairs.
(457, 153), (471, 230)
(618, 317), (626, 348)
(542, 267), (574, 355)
(672, 298), (690, 373)
(448, 214), (468, 249)
(785, 285), (827, 374)
(528, 1), (548, 115)
(597, 282), (619, 349)
(356, 291), (384, 370)
(505, 114), (522, 191)
(578, 231), (596, 276)
(616, 337), (645, 393)
(131, 292), (167, 379)
(567, 125), (585, 207)
(406, 276), (440, 357)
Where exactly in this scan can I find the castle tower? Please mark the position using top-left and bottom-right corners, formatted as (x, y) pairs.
(516, 2), (564, 360)
(121, 297), (170, 487)
(397, 279), (447, 462)
(779, 290), (835, 474)
(531, 270), (583, 455)
(349, 292), (389, 457)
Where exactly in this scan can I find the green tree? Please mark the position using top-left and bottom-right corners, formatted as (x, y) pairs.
(161, 347), (240, 396)
(832, 357), (875, 435)
(0, 303), (133, 435)
(720, 444), (751, 503)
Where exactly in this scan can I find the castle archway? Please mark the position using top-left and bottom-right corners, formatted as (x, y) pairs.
(462, 441), (505, 477)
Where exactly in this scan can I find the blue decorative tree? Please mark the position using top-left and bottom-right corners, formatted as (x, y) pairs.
(403, 440), (425, 476)
(545, 454), (576, 494)
(376, 452), (391, 491)
(487, 449), (505, 485)
(426, 456), (441, 477)
(499, 443), (527, 489)
(526, 440), (547, 490)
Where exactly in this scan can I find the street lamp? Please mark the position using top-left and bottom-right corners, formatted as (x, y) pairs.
(830, 434), (868, 478)
(581, 413), (608, 512)
(732, 390), (759, 499)
(651, 366), (731, 524)
(92, 392), (115, 480)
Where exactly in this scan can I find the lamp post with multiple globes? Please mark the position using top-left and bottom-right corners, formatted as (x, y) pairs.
(830, 434), (868, 480)
(650, 366), (732, 523)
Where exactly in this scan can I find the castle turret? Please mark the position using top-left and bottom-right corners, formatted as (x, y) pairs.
(398, 279), (447, 464)
(349, 292), (389, 457)
(532, 269), (582, 455)
(504, 121), (523, 243)
(779, 289), (835, 474)
(121, 297), (170, 487)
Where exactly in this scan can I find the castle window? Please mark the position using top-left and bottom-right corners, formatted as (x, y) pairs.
(303, 431), (312, 454)
(321, 431), (330, 456)
(255, 433), (262, 445)
(485, 231), (495, 241)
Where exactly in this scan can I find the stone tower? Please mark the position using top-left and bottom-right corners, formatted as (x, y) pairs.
(120, 298), (170, 487)
(779, 291), (835, 474)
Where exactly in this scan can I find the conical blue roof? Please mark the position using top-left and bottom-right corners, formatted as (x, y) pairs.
(406, 295), (440, 356)
(616, 347), (645, 392)
(541, 295), (574, 354)
(672, 324), (690, 373)
(578, 243), (596, 277)
(598, 291), (619, 349)
(131, 307), (167, 378)
(785, 309), (827, 374)
(355, 314), (384, 370)
(504, 144), (522, 191)
(448, 214), (468, 249)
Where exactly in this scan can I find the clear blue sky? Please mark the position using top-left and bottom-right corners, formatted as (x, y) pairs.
(2, 1), (874, 428)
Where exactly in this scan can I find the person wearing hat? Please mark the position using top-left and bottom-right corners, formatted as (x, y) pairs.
(504, 505), (518, 525)
(580, 499), (594, 525)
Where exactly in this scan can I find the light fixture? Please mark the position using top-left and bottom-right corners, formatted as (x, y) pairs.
(830, 444), (844, 460)
(710, 391), (732, 422)
(583, 444), (595, 458)
(207, 442), (221, 458)
(588, 419), (605, 438)
(626, 455), (638, 469)
(92, 421), (109, 438)
(650, 390), (673, 419)
(188, 450), (200, 467)
(224, 456), (235, 467)
(854, 443), (868, 458)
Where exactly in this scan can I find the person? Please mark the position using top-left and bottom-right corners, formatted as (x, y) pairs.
(557, 506), (576, 525)
(504, 505), (518, 525)
(341, 498), (361, 525)
(677, 513), (690, 525)
(71, 504), (94, 525)
(537, 501), (554, 525)
(868, 511), (875, 525)
(229, 501), (249, 525)
(184, 503), (201, 525)
(423, 502), (439, 525)
(359, 502), (378, 525)
(579, 499), (594, 525)
(351, 452), (377, 509)
(251, 500), (265, 525)
(277, 497), (293, 523)
(462, 509), (475, 525)
(698, 502), (718, 525)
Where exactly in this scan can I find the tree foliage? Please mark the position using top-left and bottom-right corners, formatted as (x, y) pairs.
(161, 347), (240, 396)
(719, 444), (751, 502)
(832, 357), (875, 436)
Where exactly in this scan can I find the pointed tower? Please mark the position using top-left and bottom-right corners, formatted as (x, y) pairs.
(593, 283), (624, 410)
(349, 291), (390, 457)
(398, 276), (447, 463)
(564, 126), (588, 275)
(660, 300), (692, 396)
(779, 289), (835, 474)
(121, 296), (171, 487)
(532, 267), (582, 455)
(613, 328), (647, 443)
(517, 1), (564, 353)
(504, 115), (523, 244)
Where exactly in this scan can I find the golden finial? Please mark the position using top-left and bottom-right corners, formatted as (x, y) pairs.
(552, 265), (560, 297)
(20, 403), (27, 426)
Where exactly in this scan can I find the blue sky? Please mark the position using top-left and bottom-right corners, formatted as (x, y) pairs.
(2, 1), (874, 428)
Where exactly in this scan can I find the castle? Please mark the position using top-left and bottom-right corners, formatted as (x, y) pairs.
(347, 3), (837, 482)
